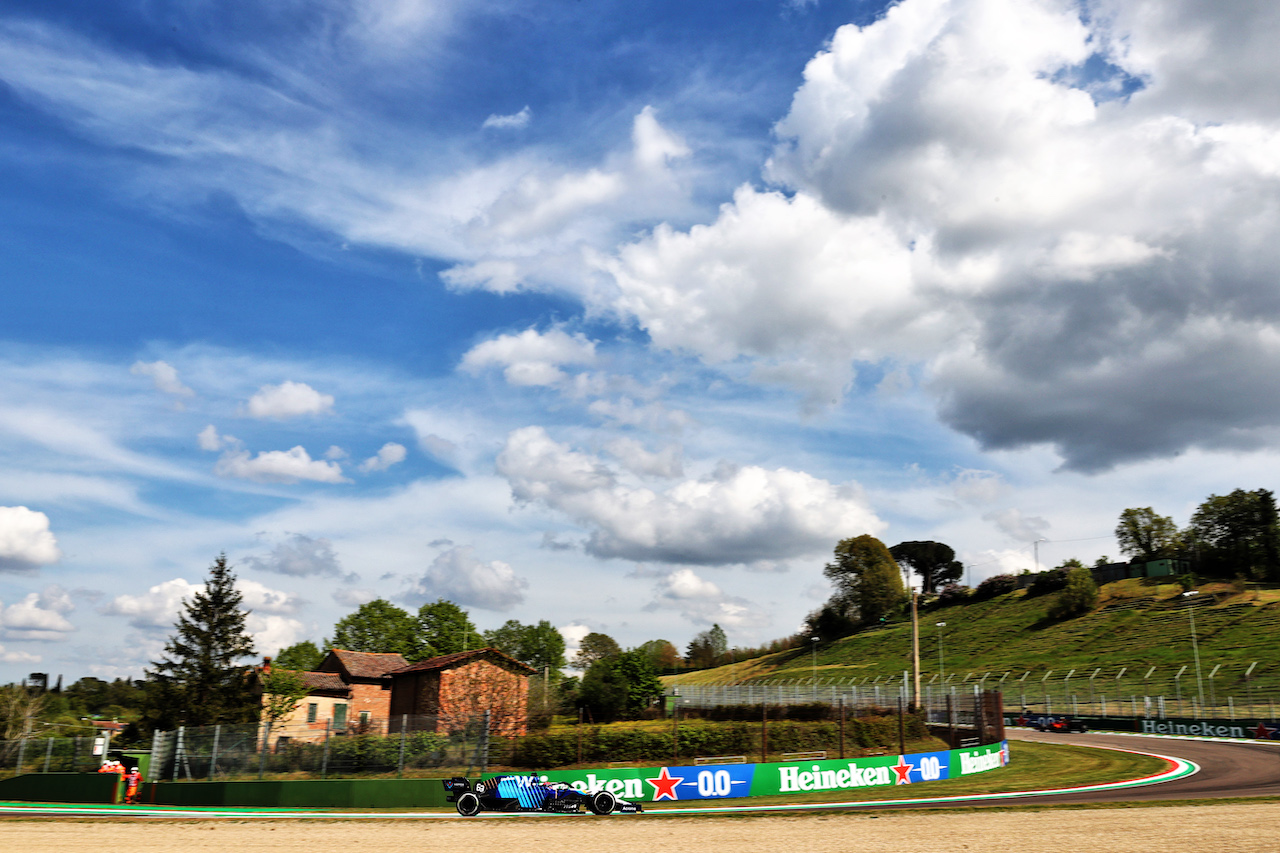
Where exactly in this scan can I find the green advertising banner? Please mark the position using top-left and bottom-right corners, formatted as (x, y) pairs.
(493, 741), (1009, 804)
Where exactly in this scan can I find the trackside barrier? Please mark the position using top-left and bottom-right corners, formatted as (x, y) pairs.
(508, 741), (1010, 803)
(1007, 713), (1280, 742)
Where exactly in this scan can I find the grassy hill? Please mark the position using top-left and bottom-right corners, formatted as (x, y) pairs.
(665, 578), (1280, 716)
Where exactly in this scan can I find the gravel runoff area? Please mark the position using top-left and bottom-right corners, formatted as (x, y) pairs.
(3, 804), (1280, 853)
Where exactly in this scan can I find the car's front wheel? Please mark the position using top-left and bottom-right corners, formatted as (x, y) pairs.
(589, 790), (616, 815)
(455, 792), (481, 816)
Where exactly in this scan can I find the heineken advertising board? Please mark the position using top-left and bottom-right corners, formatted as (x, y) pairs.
(486, 741), (1009, 803)
(1008, 714), (1280, 742)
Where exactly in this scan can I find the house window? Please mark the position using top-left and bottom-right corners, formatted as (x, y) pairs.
(306, 703), (318, 723)
(359, 711), (371, 725)
(333, 703), (348, 728)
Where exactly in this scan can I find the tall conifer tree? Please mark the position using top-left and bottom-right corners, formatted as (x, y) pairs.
(147, 554), (258, 728)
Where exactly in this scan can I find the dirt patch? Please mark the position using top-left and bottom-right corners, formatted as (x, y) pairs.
(3, 803), (1279, 853)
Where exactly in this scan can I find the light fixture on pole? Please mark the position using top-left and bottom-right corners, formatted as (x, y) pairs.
(1183, 591), (1205, 709)
(1033, 538), (1047, 573)
(811, 636), (820, 700)
(936, 622), (946, 686)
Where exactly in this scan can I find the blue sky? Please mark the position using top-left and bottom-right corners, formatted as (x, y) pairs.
(3, 0), (1280, 685)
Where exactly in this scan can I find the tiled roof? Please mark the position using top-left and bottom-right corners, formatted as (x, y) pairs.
(390, 647), (537, 676)
(325, 649), (411, 679)
(298, 671), (350, 694)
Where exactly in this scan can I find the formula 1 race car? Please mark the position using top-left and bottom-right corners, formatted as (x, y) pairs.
(443, 775), (643, 816)
(1027, 714), (1088, 733)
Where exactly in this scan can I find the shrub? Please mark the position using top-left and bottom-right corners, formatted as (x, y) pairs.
(974, 574), (1017, 600)
(1026, 568), (1069, 597)
(935, 584), (972, 606)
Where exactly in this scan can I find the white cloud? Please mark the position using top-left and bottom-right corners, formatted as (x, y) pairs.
(244, 533), (346, 578)
(333, 587), (379, 608)
(0, 506), (61, 569)
(404, 545), (527, 611)
(249, 613), (305, 658)
(0, 585), (75, 639)
(496, 426), (884, 565)
(237, 578), (302, 614)
(130, 360), (194, 397)
(646, 569), (770, 629)
(461, 327), (597, 387)
(197, 424), (239, 452)
(103, 578), (200, 629)
(246, 381), (335, 419)
(359, 442), (407, 473)
(215, 446), (348, 484)
(983, 508), (1051, 543)
(604, 0), (1280, 470)
(0, 645), (41, 664)
(605, 437), (683, 479)
(483, 106), (531, 130)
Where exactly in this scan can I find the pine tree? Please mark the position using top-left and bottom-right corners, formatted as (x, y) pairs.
(147, 554), (258, 728)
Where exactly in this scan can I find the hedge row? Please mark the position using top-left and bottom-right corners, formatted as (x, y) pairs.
(501, 714), (926, 768)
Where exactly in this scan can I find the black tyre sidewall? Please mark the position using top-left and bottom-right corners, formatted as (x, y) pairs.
(590, 790), (616, 815)
(456, 792), (481, 816)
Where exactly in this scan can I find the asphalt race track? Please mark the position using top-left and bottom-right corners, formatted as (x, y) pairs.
(1, 729), (1277, 819)
(996, 729), (1280, 806)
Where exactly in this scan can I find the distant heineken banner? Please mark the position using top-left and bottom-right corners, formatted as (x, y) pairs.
(490, 741), (1009, 803)
(1007, 714), (1280, 742)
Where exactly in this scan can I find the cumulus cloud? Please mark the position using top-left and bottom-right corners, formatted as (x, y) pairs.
(103, 578), (200, 629)
(244, 534), (346, 578)
(130, 360), (194, 398)
(483, 106), (531, 130)
(237, 578), (303, 614)
(333, 587), (379, 607)
(645, 568), (770, 629)
(359, 442), (407, 472)
(215, 446), (348, 484)
(460, 327), (597, 387)
(607, 0), (1280, 471)
(496, 426), (883, 565)
(248, 613), (304, 657)
(0, 585), (75, 639)
(0, 645), (41, 664)
(404, 545), (527, 611)
(0, 506), (61, 570)
(606, 437), (683, 479)
(246, 381), (335, 419)
(197, 424), (238, 452)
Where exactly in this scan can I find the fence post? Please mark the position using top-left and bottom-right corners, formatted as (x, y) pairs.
(761, 703), (768, 764)
(576, 709), (583, 765)
(43, 737), (54, 773)
(838, 697), (845, 760)
(321, 721), (331, 779)
(209, 725), (221, 780)
(147, 730), (161, 783)
(16, 737), (27, 774)
(479, 710), (490, 774)
(258, 721), (271, 779)
(897, 697), (906, 755)
(397, 714), (408, 777)
(71, 736), (79, 773)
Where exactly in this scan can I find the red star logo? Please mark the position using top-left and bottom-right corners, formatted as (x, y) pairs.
(891, 756), (913, 785)
(647, 767), (682, 800)
(1253, 722), (1277, 740)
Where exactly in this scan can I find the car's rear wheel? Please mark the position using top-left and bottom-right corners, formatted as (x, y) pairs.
(589, 790), (616, 815)
(455, 792), (481, 816)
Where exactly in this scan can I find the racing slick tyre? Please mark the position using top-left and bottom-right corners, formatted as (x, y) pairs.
(455, 792), (481, 816)
(589, 790), (616, 815)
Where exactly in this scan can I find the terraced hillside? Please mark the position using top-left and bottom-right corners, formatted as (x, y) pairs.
(665, 579), (1280, 716)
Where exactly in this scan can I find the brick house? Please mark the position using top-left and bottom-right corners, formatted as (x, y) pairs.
(387, 648), (536, 736)
(261, 649), (408, 743)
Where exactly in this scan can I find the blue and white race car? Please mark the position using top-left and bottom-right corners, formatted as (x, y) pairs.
(444, 774), (643, 816)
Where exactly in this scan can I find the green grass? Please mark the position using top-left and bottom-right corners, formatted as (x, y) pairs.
(668, 580), (1280, 706)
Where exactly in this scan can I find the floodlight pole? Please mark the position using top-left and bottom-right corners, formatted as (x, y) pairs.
(1184, 591), (1205, 709)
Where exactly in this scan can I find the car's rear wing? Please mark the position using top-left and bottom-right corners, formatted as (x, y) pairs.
(442, 777), (472, 802)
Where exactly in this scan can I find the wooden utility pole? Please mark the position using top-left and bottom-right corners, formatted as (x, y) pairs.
(911, 590), (922, 711)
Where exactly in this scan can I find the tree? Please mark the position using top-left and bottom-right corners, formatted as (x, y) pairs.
(415, 599), (479, 656)
(260, 668), (310, 723)
(147, 554), (258, 728)
(273, 640), (323, 671)
(578, 649), (663, 722)
(1049, 567), (1099, 619)
(1115, 507), (1180, 562)
(636, 639), (681, 672)
(0, 684), (45, 743)
(685, 624), (728, 668)
(329, 599), (427, 660)
(572, 632), (621, 670)
(888, 541), (964, 594)
(824, 535), (905, 628)
(483, 619), (567, 673)
(1186, 489), (1280, 579)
